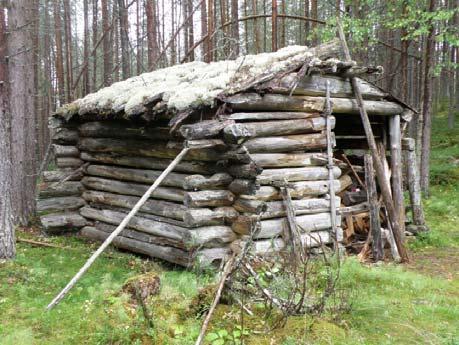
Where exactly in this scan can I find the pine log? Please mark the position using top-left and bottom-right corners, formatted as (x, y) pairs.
(37, 196), (86, 213)
(53, 128), (79, 144)
(80, 226), (192, 266)
(183, 207), (239, 227)
(184, 190), (235, 208)
(250, 153), (328, 168)
(82, 190), (186, 220)
(80, 152), (216, 174)
(263, 74), (386, 99)
(233, 197), (340, 219)
(227, 162), (263, 178)
(228, 179), (259, 195)
(337, 174), (353, 193)
(53, 145), (79, 157)
(219, 111), (320, 121)
(195, 247), (231, 267)
(239, 180), (340, 201)
(232, 212), (340, 239)
(41, 212), (87, 232)
(86, 164), (195, 188)
(39, 181), (84, 198)
(256, 166), (341, 184)
(179, 119), (234, 139)
(43, 169), (83, 182)
(81, 176), (185, 202)
(183, 173), (233, 191)
(243, 132), (329, 153)
(78, 121), (172, 140)
(224, 93), (404, 115)
(252, 230), (332, 254)
(78, 137), (220, 161)
(223, 118), (332, 144)
(389, 115), (405, 235)
(56, 157), (84, 169)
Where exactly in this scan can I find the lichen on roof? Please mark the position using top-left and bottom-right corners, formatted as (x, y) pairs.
(55, 40), (343, 120)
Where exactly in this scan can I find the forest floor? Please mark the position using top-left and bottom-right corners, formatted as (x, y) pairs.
(1, 114), (459, 345)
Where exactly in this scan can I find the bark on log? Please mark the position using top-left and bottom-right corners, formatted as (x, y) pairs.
(82, 176), (185, 202)
(43, 169), (83, 182)
(39, 181), (84, 198)
(80, 151), (217, 174)
(53, 128), (79, 144)
(219, 111), (320, 121)
(243, 132), (329, 153)
(79, 121), (172, 140)
(179, 119), (234, 139)
(232, 212), (340, 239)
(239, 180), (340, 201)
(263, 74), (386, 99)
(233, 197), (340, 219)
(228, 179), (259, 195)
(256, 166), (341, 184)
(37, 196), (86, 213)
(184, 190), (235, 207)
(86, 164), (196, 188)
(222, 118), (332, 144)
(56, 157), (84, 169)
(389, 115), (405, 236)
(78, 137), (220, 161)
(252, 230), (332, 254)
(41, 212), (87, 232)
(53, 144), (79, 157)
(250, 153), (328, 168)
(337, 174), (353, 193)
(82, 190), (186, 220)
(365, 154), (383, 261)
(224, 93), (404, 115)
(183, 173), (233, 190)
(227, 162), (263, 178)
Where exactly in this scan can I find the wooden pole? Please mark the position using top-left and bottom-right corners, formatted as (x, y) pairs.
(336, 20), (409, 262)
(46, 147), (190, 310)
(364, 154), (383, 261)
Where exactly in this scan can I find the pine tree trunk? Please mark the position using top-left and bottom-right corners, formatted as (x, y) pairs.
(92, 0), (98, 91)
(187, 0), (195, 61)
(146, 0), (158, 69)
(0, 6), (15, 259)
(136, 0), (142, 74)
(201, 0), (209, 61)
(83, 0), (90, 95)
(230, 0), (239, 58)
(118, 0), (131, 79)
(54, 2), (65, 105)
(63, 0), (73, 102)
(102, 0), (112, 86)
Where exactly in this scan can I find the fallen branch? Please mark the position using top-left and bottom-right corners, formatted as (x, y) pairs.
(17, 238), (69, 249)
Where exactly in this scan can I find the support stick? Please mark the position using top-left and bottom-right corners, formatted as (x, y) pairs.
(46, 147), (190, 310)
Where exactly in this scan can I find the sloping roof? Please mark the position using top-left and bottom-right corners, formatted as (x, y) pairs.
(55, 40), (344, 120)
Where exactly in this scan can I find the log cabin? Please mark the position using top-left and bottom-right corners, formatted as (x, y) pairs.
(38, 40), (419, 267)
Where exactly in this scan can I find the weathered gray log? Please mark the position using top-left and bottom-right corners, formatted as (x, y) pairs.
(43, 169), (83, 182)
(337, 174), (353, 193)
(195, 247), (231, 267)
(219, 111), (320, 121)
(78, 121), (172, 140)
(179, 119), (234, 139)
(183, 173), (233, 191)
(53, 145), (79, 157)
(82, 176), (185, 202)
(233, 197), (340, 219)
(402, 138), (426, 228)
(184, 207), (239, 227)
(389, 115), (405, 236)
(78, 137), (220, 161)
(250, 153), (328, 168)
(263, 74), (387, 99)
(240, 180), (340, 201)
(339, 202), (369, 215)
(80, 151), (217, 174)
(86, 164), (194, 188)
(228, 179), (259, 195)
(365, 154), (383, 261)
(56, 157), (84, 169)
(224, 93), (404, 115)
(82, 191), (186, 220)
(232, 212), (340, 239)
(185, 139), (227, 149)
(41, 212), (87, 232)
(80, 226), (192, 266)
(184, 190), (235, 208)
(37, 196), (86, 213)
(53, 128), (79, 144)
(227, 162), (263, 178)
(243, 132), (329, 153)
(252, 230), (332, 254)
(256, 166), (341, 184)
(39, 181), (84, 198)
(222, 118), (332, 144)
(79, 206), (236, 248)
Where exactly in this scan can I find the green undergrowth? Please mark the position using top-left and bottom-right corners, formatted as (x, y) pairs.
(1, 114), (459, 344)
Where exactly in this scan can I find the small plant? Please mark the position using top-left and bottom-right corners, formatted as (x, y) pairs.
(205, 326), (249, 345)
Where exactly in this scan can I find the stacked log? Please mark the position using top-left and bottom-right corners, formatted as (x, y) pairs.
(38, 124), (87, 233)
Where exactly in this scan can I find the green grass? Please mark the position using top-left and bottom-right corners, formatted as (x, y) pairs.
(1, 113), (459, 344)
